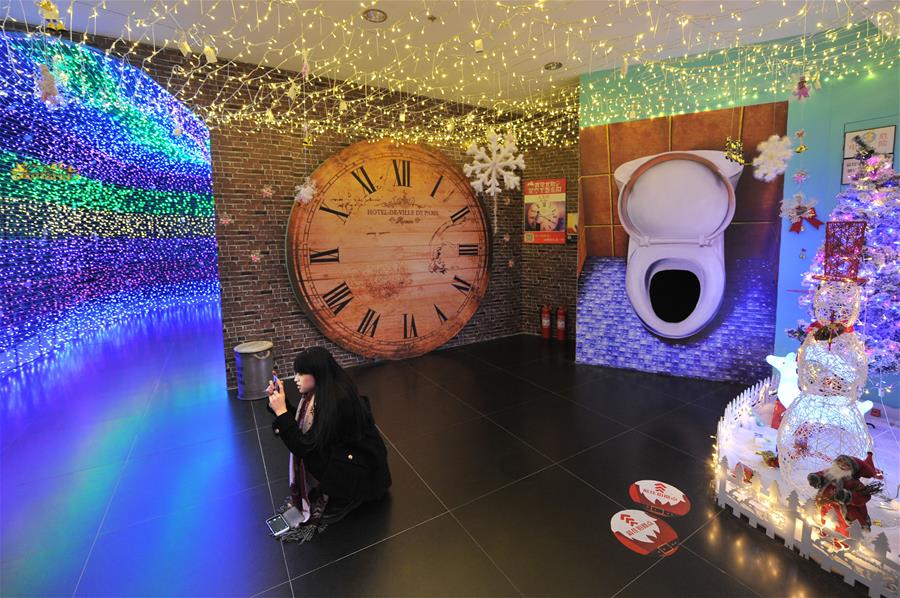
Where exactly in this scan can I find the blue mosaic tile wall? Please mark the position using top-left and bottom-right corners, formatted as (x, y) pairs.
(576, 257), (775, 383)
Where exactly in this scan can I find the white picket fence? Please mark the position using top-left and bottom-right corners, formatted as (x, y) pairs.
(714, 378), (899, 598)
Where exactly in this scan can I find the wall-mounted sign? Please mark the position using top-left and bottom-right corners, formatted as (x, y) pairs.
(842, 125), (895, 184)
(523, 177), (566, 244)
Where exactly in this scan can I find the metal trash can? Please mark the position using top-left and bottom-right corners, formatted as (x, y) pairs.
(234, 341), (274, 401)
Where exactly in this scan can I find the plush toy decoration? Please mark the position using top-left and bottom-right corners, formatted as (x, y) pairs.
(807, 452), (884, 530)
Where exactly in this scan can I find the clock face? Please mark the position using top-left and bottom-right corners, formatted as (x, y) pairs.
(286, 140), (491, 359)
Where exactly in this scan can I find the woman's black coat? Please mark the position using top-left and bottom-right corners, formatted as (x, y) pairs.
(273, 395), (391, 502)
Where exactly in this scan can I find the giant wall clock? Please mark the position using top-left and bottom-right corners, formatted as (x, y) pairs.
(286, 139), (491, 359)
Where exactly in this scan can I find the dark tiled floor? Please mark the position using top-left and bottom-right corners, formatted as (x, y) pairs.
(1, 322), (868, 597)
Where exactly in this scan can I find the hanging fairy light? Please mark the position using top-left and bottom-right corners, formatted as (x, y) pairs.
(0, 2), (894, 150)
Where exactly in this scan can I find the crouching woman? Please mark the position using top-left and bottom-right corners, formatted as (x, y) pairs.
(268, 347), (391, 534)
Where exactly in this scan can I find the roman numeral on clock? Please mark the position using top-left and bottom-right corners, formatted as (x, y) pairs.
(430, 175), (443, 197)
(357, 308), (380, 337)
(450, 206), (470, 224)
(309, 247), (340, 263)
(322, 282), (353, 315)
(403, 313), (418, 338)
(319, 205), (349, 223)
(393, 159), (411, 187)
(458, 244), (478, 256)
(434, 304), (448, 324)
(451, 275), (472, 294)
(350, 166), (377, 195)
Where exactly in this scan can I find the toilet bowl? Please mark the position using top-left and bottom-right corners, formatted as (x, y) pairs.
(614, 150), (743, 339)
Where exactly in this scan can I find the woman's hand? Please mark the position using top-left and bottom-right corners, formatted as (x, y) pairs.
(268, 379), (288, 416)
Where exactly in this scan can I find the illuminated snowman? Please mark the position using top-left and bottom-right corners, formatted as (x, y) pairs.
(776, 280), (873, 499)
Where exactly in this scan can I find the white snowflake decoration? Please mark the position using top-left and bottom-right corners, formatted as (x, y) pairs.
(752, 134), (793, 182)
(463, 129), (526, 198)
(294, 177), (316, 204)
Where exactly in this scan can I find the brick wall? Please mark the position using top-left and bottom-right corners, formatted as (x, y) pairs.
(520, 144), (580, 335)
(213, 125), (524, 383)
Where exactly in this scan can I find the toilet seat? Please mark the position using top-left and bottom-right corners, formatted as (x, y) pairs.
(615, 151), (741, 339)
(624, 243), (726, 339)
(618, 152), (736, 247)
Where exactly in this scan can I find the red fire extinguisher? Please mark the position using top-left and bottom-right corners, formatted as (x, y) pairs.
(556, 306), (567, 341)
(540, 305), (552, 339)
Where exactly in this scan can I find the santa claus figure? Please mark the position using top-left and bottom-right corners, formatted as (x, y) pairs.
(807, 452), (884, 530)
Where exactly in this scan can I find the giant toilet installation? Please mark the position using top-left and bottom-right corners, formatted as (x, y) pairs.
(614, 150), (744, 339)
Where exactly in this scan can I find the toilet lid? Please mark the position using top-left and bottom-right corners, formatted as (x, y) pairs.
(617, 152), (737, 246)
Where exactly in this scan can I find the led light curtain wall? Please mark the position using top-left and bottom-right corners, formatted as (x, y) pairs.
(0, 32), (219, 374)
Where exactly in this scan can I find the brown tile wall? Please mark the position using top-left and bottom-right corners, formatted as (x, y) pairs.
(579, 103), (787, 261)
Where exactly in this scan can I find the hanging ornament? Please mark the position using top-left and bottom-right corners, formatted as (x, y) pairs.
(339, 100), (348, 113)
(300, 49), (310, 79)
(464, 129), (525, 233)
(792, 169), (809, 184)
(286, 83), (299, 100)
(172, 111), (183, 137)
(724, 136), (746, 165)
(36, 0), (65, 31)
(463, 129), (526, 198)
(261, 186), (274, 199)
(35, 63), (64, 109)
(249, 251), (262, 263)
(799, 247), (807, 260)
(294, 177), (316, 204)
(794, 129), (808, 154)
(752, 134), (793, 181)
(793, 75), (811, 101)
(780, 192), (823, 234)
(202, 44), (217, 64)
(446, 121), (455, 133)
(178, 38), (192, 57)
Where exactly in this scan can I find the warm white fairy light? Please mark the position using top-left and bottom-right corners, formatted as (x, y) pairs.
(1, 2), (896, 149)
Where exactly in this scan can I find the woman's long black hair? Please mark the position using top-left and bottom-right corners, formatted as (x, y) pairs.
(293, 347), (370, 448)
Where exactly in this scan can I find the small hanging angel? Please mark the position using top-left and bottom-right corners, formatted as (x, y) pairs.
(793, 76), (810, 101)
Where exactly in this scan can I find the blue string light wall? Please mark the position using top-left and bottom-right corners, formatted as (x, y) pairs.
(0, 32), (219, 373)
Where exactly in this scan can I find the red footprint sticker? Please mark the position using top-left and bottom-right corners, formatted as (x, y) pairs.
(610, 509), (679, 557)
(628, 480), (691, 517)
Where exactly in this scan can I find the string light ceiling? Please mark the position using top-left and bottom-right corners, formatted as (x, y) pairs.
(2, 0), (897, 148)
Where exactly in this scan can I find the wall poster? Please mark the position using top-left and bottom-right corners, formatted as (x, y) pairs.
(523, 177), (566, 244)
(842, 125), (895, 184)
